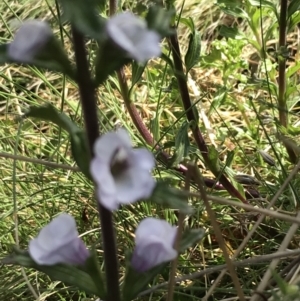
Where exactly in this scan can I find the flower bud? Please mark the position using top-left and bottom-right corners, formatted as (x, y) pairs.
(106, 12), (161, 63)
(8, 20), (53, 63)
(131, 218), (177, 272)
(29, 213), (89, 265)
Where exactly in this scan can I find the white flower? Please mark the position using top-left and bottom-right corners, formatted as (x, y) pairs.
(131, 217), (178, 272)
(90, 129), (156, 211)
(106, 12), (161, 63)
(8, 20), (53, 63)
(29, 213), (89, 265)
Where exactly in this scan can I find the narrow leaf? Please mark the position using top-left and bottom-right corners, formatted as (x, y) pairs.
(179, 229), (205, 252)
(2, 250), (99, 295)
(58, 0), (105, 40)
(185, 22), (201, 73)
(25, 104), (91, 178)
(130, 61), (146, 91)
(150, 181), (193, 214)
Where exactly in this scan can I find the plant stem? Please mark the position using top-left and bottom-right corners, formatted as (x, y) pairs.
(166, 166), (190, 301)
(168, 30), (247, 203)
(71, 26), (120, 301)
(278, 0), (297, 163)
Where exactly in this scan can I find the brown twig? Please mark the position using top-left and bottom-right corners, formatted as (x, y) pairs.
(192, 164), (245, 301)
(168, 30), (247, 203)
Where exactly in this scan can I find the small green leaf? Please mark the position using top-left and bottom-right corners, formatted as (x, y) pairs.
(219, 26), (245, 40)
(160, 52), (174, 69)
(150, 181), (193, 214)
(0, 42), (75, 79)
(84, 249), (106, 298)
(288, 11), (300, 32)
(71, 131), (91, 179)
(184, 19), (201, 73)
(123, 263), (166, 301)
(217, 0), (249, 19)
(179, 229), (205, 252)
(248, 0), (278, 17)
(146, 6), (175, 37)
(25, 104), (91, 178)
(288, 0), (300, 19)
(25, 104), (80, 134)
(58, 0), (105, 40)
(0, 44), (10, 64)
(2, 250), (99, 295)
(172, 121), (190, 166)
(94, 41), (131, 86)
(180, 17), (195, 31)
(207, 145), (221, 175)
(130, 61), (146, 91)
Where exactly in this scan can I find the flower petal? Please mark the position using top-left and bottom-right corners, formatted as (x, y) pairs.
(29, 213), (89, 265)
(114, 167), (155, 204)
(8, 20), (53, 63)
(131, 218), (178, 272)
(106, 12), (161, 62)
(131, 241), (176, 272)
(135, 218), (177, 247)
(93, 132), (125, 162)
(130, 149), (155, 171)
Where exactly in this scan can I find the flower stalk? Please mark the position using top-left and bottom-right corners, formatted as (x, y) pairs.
(71, 26), (120, 301)
(278, 0), (297, 163)
(168, 30), (247, 203)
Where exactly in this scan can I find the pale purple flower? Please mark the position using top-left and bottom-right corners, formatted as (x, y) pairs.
(8, 20), (53, 63)
(106, 12), (161, 63)
(131, 217), (178, 272)
(29, 213), (89, 265)
(90, 129), (156, 211)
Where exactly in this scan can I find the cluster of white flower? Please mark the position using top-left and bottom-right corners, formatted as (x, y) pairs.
(29, 129), (177, 271)
(15, 12), (175, 273)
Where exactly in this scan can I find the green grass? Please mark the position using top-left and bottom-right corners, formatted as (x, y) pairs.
(1, 0), (300, 300)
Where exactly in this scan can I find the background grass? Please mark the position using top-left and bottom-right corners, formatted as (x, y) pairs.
(1, 0), (300, 300)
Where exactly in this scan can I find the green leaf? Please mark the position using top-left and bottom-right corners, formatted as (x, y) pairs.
(146, 6), (175, 37)
(25, 104), (91, 178)
(0, 42), (75, 79)
(160, 52), (174, 69)
(25, 104), (80, 134)
(288, 0), (300, 19)
(288, 11), (300, 32)
(123, 263), (166, 301)
(150, 181), (193, 214)
(247, 0), (278, 17)
(70, 131), (91, 179)
(217, 0), (249, 19)
(219, 26), (245, 40)
(84, 249), (106, 298)
(2, 250), (99, 295)
(179, 228), (205, 252)
(0, 44), (10, 63)
(206, 145), (221, 175)
(94, 40), (131, 86)
(184, 19), (201, 73)
(58, 0), (105, 40)
(172, 121), (190, 166)
(180, 17), (195, 31)
(130, 61), (146, 91)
